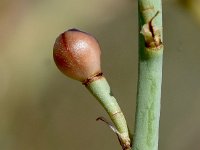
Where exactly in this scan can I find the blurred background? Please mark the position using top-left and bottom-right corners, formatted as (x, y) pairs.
(0, 0), (200, 150)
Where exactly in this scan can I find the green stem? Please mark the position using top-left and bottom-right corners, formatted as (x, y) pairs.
(86, 77), (130, 148)
(132, 0), (163, 150)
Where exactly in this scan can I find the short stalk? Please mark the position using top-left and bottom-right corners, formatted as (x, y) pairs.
(86, 77), (131, 149)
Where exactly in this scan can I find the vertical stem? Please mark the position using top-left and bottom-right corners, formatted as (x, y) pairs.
(132, 0), (163, 150)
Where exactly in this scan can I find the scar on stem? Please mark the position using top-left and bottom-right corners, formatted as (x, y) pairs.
(140, 11), (162, 48)
(141, 6), (154, 13)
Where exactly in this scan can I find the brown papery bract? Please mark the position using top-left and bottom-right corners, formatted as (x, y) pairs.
(53, 29), (101, 82)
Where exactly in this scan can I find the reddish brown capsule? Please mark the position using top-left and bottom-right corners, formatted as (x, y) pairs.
(53, 29), (101, 82)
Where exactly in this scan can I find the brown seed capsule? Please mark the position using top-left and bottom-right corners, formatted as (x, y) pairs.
(53, 29), (101, 82)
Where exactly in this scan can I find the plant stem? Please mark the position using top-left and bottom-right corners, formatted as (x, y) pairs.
(86, 77), (131, 149)
(132, 0), (163, 150)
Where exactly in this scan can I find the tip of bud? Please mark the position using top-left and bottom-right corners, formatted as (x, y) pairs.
(67, 28), (80, 32)
(53, 29), (102, 82)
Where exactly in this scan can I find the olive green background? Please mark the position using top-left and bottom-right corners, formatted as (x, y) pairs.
(0, 0), (200, 150)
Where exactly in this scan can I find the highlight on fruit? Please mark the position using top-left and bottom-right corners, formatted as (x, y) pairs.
(53, 28), (102, 82)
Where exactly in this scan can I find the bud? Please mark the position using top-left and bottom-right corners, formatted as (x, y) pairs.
(53, 29), (101, 82)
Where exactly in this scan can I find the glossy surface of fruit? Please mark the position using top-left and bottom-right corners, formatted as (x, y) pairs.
(53, 29), (101, 82)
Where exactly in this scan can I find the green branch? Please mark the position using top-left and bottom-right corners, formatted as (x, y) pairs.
(86, 77), (131, 150)
(132, 0), (163, 150)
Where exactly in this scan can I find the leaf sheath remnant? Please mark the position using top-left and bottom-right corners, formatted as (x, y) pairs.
(97, 117), (131, 150)
(140, 11), (162, 48)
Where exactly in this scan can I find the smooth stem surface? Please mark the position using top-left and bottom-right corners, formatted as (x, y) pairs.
(132, 48), (163, 150)
(86, 77), (130, 149)
(132, 0), (163, 150)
